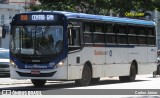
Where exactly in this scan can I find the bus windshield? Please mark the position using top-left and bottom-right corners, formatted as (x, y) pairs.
(11, 26), (63, 56)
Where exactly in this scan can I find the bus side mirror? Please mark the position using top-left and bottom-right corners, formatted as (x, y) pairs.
(2, 26), (6, 38)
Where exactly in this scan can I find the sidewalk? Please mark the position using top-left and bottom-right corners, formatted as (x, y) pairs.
(0, 74), (155, 89)
(0, 78), (31, 85)
(0, 74), (154, 85)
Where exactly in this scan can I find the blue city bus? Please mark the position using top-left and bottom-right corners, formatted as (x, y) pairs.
(6, 11), (157, 87)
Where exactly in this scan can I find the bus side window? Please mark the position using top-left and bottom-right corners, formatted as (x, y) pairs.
(68, 27), (81, 51)
(68, 28), (76, 45)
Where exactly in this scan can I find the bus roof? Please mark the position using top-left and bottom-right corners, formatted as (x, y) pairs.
(17, 11), (155, 26)
(53, 11), (155, 26)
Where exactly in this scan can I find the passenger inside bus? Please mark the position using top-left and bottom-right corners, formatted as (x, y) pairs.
(39, 34), (54, 49)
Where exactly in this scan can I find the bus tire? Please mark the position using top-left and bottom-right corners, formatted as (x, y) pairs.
(31, 79), (46, 87)
(75, 64), (91, 86)
(90, 78), (100, 84)
(119, 64), (136, 82)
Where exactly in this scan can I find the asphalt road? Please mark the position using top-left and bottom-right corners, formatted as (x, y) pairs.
(0, 74), (160, 97)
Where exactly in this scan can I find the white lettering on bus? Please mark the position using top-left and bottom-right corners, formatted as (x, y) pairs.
(32, 15), (45, 20)
(47, 15), (54, 20)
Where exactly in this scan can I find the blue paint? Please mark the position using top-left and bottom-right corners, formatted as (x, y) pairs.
(54, 11), (155, 26)
(10, 11), (155, 70)
(10, 12), (68, 70)
(106, 44), (135, 48)
(10, 52), (67, 69)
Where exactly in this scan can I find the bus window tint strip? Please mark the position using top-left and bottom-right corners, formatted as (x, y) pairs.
(83, 22), (156, 46)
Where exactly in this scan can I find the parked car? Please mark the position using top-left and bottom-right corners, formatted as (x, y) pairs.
(0, 49), (10, 76)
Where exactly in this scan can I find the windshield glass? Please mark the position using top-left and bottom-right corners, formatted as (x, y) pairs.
(11, 26), (63, 55)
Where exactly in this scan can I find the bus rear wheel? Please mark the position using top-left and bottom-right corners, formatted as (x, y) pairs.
(75, 64), (91, 86)
(31, 79), (46, 87)
(119, 64), (136, 82)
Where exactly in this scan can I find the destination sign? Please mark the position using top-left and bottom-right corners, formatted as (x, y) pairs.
(20, 14), (55, 21)
(32, 15), (54, 21)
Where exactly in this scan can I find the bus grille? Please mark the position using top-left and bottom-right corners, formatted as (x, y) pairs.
(16, 71), (56, 77)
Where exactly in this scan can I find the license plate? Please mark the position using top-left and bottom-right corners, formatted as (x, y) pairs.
(31, 70), (40, 75)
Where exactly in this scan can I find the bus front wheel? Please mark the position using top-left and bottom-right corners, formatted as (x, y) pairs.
(119, 64), (136, 82)
(31, 79), (46, 87)
(75, 64), (91, 86)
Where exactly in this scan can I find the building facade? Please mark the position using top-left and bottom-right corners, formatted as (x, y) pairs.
(154, 11), (160, 50)
(0, 0), (40, 49)
(9, 0), (36, 6)
(0, 4), (24, 48)
(0, 0), (9, 4)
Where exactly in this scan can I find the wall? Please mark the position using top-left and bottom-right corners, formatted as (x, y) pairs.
(154, 11), (160, 50)
(0, 4), (24, 49)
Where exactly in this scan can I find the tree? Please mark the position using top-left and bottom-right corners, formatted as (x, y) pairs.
(29, 0), (111, 15)
(29, 0), (160, 17)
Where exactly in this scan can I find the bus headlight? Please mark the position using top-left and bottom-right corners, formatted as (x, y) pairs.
(56, 60), (65, 68)
(10, 60), (17, 68)
(58, 61), (64, 66)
